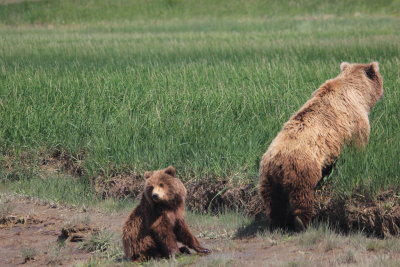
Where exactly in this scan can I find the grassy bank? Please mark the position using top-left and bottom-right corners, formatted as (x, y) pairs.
(1, 0), (399, 194)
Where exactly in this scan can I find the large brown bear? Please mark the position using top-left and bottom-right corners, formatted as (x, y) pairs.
(122, 166), (210, 261)
(259, 62), (383, 230)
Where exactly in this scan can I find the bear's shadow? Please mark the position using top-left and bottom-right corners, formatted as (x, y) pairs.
(234, 213), (313, 238)
(234, 213), (272, 239)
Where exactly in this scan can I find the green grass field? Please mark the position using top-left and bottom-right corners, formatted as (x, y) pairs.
(1, 0), (399, 195)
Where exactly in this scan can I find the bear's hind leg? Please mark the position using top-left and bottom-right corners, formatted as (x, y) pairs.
(286, 183), (315, 231)
(269, 183), (290, 229)
(259, 177), (272, 217)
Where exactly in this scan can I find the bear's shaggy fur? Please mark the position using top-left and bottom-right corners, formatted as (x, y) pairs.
(122, 166), (210, 261)
(259, 62), (383, 230)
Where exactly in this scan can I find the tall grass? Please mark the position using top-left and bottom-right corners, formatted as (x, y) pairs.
(0, 1), (399, 193)
(10, 175), (97, 206)
(0, 0), (399, 25)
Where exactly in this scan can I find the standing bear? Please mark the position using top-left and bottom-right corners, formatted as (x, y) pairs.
(122, 166), (210, 261)
(259, 62), (383, 230)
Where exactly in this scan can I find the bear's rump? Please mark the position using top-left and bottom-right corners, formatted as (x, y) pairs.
(263, 152), (321, 188)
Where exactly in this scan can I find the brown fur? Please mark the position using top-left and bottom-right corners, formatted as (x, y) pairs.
(259, 62), (383, 230)
(122, 166), (210, 261)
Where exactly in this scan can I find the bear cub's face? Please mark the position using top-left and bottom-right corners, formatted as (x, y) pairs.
(143, 166), (187, 206)
(340, 61), (383, 107)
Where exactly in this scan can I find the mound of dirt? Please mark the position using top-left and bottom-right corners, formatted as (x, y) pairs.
(316, 188), (400, 237)
(0, 215), (43, 228)
(58, 224), (100, 242)
(185, 180), (263, 214)
(94, 172), (143, 199)
(185, 180), (228, 213)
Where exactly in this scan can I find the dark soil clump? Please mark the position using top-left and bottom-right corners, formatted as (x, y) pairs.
(0, 215), (43, 227)
(58, 224), (100, 243)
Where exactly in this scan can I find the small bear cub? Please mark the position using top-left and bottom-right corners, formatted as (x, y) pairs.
(122, 166), (210, 261)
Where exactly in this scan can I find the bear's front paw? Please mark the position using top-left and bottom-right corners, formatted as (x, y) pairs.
(179, 246), (191, 254)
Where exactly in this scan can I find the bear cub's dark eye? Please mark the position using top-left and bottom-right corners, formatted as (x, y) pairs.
(159, 183), (164, 188)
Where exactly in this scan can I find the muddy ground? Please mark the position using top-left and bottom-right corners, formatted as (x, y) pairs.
(1, 194), (400, 267)
(1, 154), (400, 266)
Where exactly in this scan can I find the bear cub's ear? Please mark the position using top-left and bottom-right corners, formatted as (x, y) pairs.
(365, 62), (379, 80)
(164, 166), (176, 176)
(340, 62), (350, 72)
(371, 61), (379, 72)
(144, 171), (154, 179)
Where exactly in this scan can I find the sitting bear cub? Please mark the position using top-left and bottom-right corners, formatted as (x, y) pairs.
(122, 166), (210, 261)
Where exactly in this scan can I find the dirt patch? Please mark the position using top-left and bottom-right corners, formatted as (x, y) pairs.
(0, 215), (43, 228)
(58, 224), (100, 243)
(0, 195), (121, 267)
